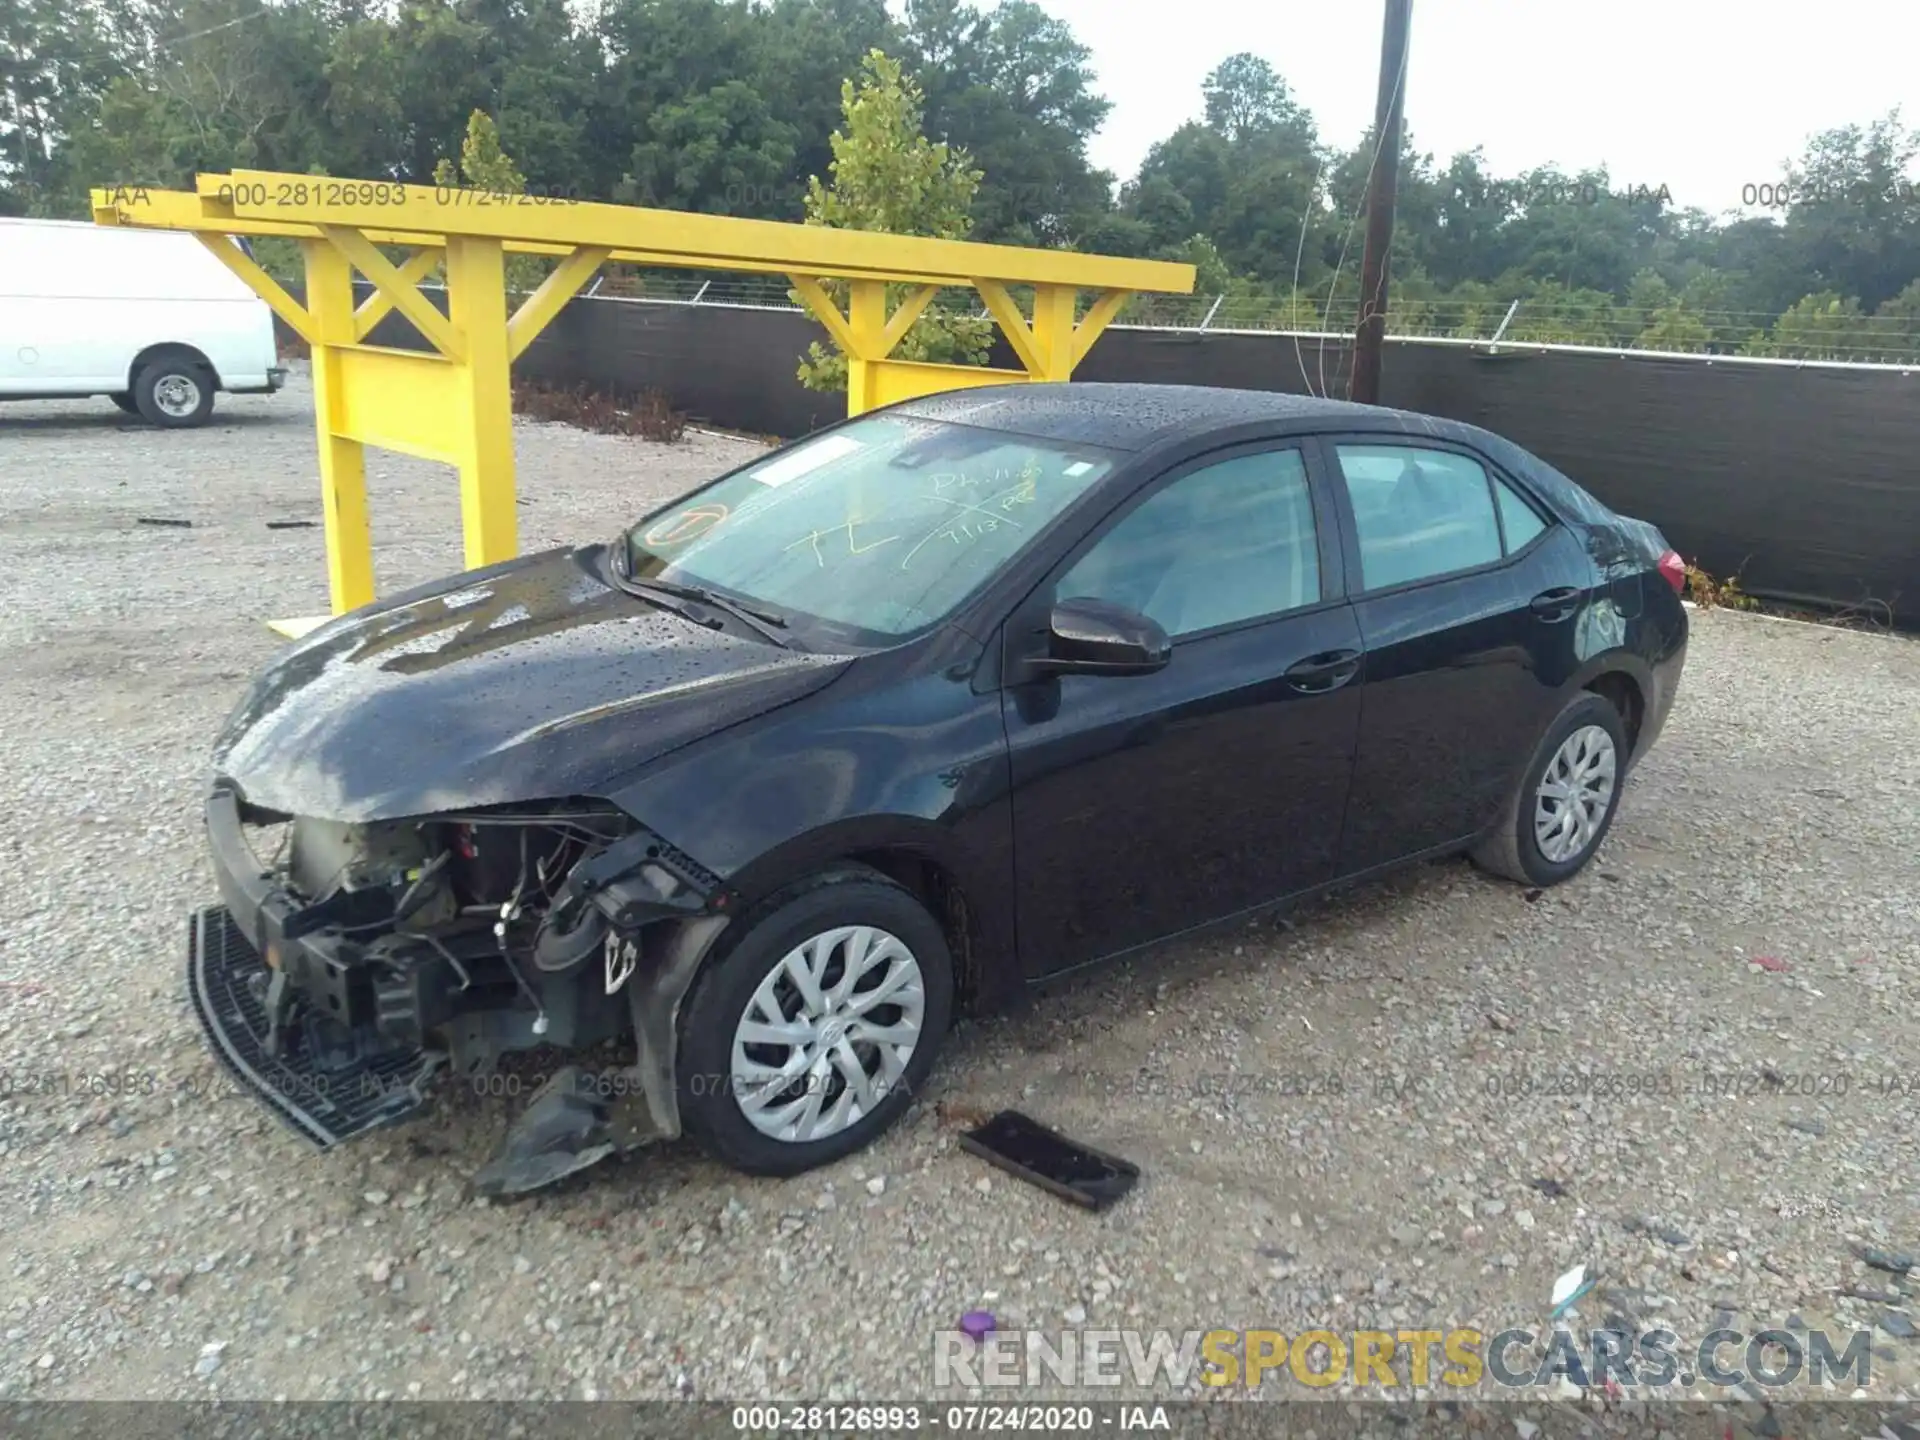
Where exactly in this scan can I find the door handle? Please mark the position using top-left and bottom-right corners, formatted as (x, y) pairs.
(1284, 648), (1361, 693)
(1529, 587), (1581, 622)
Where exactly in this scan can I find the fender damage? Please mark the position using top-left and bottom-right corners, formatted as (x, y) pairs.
(187, 544), (846, 1192)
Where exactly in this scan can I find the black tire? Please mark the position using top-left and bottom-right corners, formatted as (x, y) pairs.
(132, 356), (216, 428)
(675, 868), (954, 1176)
(1471, 691), (1629, 887)
(109, 392), (139, 415)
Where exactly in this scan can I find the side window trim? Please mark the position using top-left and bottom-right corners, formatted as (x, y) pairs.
(1490, 471), (1552, 558)
(1037, 438), (1341, 643)
(1490, 468), (1511, 554)
(1320, 432), (1556, 598)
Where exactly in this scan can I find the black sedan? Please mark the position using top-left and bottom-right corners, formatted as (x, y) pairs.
(190, 383), (1687, 1189)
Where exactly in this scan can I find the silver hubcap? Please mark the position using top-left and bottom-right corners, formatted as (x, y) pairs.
(154, 372), (201, 417)
(730, 925), (925, 1143)
(1534, 724), (1617, 863)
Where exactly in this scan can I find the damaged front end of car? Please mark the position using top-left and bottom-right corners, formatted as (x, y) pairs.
(190, 784), (735, 1194)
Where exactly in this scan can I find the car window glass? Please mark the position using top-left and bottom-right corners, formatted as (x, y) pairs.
(1335, 444), (1502, 590)
(1056, 449), (1319, 637)
(1494, 476), (1547, 552)
(625, 414), (1120, 643)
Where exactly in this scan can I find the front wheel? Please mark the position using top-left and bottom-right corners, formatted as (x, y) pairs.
(133, 357), (216, 428)
(675, 870), (953, 1175)
(1472, 692), (1628, 887)
(109, 392), (139, 415)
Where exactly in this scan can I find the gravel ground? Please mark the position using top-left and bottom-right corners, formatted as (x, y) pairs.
(1, 369), (1918, 1409)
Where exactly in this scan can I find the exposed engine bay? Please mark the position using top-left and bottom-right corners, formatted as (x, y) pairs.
(191, 788), (733, 1193)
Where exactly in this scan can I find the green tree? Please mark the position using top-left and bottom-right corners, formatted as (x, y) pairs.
(57, 0), (333, 205)
(1775, 112), (1920, 311)
(1501, 280), (1621, 345)
(433, 107), (524, 191)
(1636, 304), (1713, 353)
(900, 0), (1111, 244)
(433, 108), (545, 291)
(792, 48), (991, 394)
(0, 0), (128, 214)
(1870, 278), (1920, 361)
(749, 0), (895, 214)
(1744, 292), (1873, 359)
(1201, 53), (1306, 143)
(621, 79), (798, 214)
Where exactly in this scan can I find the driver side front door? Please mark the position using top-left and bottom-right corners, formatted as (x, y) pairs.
(1000, 442), (1364, 979)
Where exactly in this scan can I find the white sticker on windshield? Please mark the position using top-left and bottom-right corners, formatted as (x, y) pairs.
(1063, 460), (1094, 476)
(749, 433), (864, 487)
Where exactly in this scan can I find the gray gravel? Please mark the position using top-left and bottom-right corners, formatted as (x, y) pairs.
(1, 369), (1918, 1405)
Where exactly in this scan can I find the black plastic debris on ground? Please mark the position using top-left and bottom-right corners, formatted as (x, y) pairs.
(1624, 1214), (1692, 1246)
(136, 516), (192, 527)
(266, 520), (318, 529)
(957, 1109), (1139, 1212)
(1857, 1245), (1916, 1274)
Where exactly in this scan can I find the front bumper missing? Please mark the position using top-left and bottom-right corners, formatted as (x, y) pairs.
(188, 904), (440, 1148)
(193, 783), (736, 1184)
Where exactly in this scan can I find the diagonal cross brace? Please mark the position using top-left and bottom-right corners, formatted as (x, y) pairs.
(788, 276), (940, 361)
(195, 235), (316, 346)
(321, 225), (465, 362)
(353, 247), (443, 341)
(507, 247), (611, 362)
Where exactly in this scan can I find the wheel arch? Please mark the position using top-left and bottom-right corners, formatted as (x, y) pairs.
(129, 342), (222, 392)
(722, 815), (1015, 1014)
(1569, 652), (1653, 760)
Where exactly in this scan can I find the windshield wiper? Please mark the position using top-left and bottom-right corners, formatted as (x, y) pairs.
(627, 577), (794, 648)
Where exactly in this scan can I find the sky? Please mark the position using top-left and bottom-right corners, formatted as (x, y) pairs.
(1026, 0), (1920, 216)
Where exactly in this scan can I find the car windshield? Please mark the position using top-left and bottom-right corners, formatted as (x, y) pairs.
(621, 413), (1122, 643)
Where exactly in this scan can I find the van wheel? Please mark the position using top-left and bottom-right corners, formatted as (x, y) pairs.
(109, 393), (139, 415)
(133, 358), (215, 428)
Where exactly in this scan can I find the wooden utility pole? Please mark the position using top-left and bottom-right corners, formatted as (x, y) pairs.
(1349, 0), (1413, 405)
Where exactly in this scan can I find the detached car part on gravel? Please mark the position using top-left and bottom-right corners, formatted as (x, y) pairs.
(188, 383), (1687, 1194)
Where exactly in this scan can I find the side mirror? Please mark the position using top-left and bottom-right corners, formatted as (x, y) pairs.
(1032, 597), (1171, 677)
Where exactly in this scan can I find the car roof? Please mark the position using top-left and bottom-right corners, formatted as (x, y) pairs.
(892, 382), (1467, 452)
(891, 382), (1618, 528)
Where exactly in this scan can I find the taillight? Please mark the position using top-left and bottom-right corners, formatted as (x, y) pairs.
(1657, 550), (1687, 595)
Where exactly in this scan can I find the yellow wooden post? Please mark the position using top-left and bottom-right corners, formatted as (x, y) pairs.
(844, 280), (888, 416)
(300, 236), (375, 621)
(1029, 284), (1079, 381)
(443, 235), (518, 569)
(91, 173), (1195, 632)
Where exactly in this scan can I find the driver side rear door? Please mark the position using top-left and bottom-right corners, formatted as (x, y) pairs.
(999, 440), (1364, 979)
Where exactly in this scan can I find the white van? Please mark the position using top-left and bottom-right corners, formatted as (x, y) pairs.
(0, 217), (284, 427)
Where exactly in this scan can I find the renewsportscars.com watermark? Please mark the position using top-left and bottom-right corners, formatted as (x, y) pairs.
(932, 1326), (1874, 1391)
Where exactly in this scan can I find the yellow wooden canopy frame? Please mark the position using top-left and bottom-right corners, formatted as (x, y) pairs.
(90, 171), (1195, 637)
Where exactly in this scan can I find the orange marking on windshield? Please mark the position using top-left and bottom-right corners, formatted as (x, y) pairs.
(645, 503), (729, 548)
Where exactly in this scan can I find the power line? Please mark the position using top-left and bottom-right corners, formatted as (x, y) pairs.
(151, 7), (270, 54)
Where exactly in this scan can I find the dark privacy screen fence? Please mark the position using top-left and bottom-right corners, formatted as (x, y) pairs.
(287, 287), (1919, 621)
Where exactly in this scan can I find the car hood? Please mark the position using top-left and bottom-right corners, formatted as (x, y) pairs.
(212, 545), (850, 822)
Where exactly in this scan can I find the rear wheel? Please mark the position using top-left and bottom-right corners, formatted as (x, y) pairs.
(133, 356), (215, 428)
(109, 393), (139, 415)
(675, 869), (953, 1175)
(1472, 691), (1627, 887)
